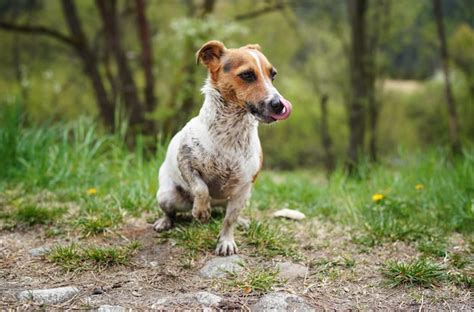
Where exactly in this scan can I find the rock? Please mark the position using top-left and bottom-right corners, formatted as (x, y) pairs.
(97, 305), (125, 312)
(92, 287), (104, 295)
(199, 255), (244, 279)
(252, 292), (315, 312)
(273, 209), (306, 220)
(151, 291), (222, 309)
(17, 286), (80, 304)
(276, 262), (308, 281)
(28, 246), (50, 257)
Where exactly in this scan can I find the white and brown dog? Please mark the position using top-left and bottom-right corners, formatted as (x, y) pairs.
(153, 40), (292, 256)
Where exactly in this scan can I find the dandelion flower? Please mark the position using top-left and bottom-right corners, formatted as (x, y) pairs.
(372, 193), (384, 202)
(86, 188), (97, 195)
(415, 184), (424, 191)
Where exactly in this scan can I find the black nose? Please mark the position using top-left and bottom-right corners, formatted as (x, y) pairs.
(270, 97), (283, 114)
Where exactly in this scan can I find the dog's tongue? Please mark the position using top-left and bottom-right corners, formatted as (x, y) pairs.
(271, 98), (292, 121)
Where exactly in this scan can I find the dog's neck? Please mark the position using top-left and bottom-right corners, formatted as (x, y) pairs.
(198, 79), (258, 152)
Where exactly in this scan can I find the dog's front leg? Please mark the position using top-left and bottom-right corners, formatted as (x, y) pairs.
(216, 184), (251, 256)
(187, 170), (211, 222)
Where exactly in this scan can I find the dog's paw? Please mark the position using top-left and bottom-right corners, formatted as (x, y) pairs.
(216, 238), (238, 256)
(192, 207), (211, 223)
(153, 217), (174, 232)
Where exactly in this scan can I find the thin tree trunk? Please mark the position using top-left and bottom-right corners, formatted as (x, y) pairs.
(346, 0), (368, 173)
(61, 0), (114, 129)
(366, 0), (388, 162)
(96, 0), (144, 130)
(168, 0), (216, 134)
(433, 0), (462, 155)
(320, 94), (336, 176)
(135, 0), (156, 133)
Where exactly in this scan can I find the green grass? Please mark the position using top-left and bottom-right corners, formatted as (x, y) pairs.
(1, 205), (66, 227)
(382, 259), (447, 287)
(160, 219), (221, 258)
(224, 263), (281, 293)
(244, 221), (299, 258)
(48, 242), (140, 271)
(1, 103), (473, 290)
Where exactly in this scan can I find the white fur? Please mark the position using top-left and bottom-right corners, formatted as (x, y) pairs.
(155, 79), (262, 255)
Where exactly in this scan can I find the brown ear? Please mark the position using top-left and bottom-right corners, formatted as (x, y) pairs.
(196, 40), (226, 68)
(245, 43), (261, 51)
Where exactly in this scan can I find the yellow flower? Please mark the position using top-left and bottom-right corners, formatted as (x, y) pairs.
(86, 188), (97, 195)
(415, 184), (424, 191)
(372, 193), (384, 202)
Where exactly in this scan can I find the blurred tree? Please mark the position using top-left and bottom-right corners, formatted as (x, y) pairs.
(61, 0), (115, 129)
(135, 0), (156, 134)
(346, 0), (369, 173)
(433, 0), (462, 155)
(450, 23), (474, 98)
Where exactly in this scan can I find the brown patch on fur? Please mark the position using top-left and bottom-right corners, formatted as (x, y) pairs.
(196, 41), (275, 112)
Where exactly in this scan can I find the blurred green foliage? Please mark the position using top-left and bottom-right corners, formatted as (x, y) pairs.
(0, 0), (473, 169)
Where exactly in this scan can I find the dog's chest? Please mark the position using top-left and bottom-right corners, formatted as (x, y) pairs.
(187, 139), (258, 199)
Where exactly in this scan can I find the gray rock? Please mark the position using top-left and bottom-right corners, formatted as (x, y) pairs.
(28, 246), (50, 257)
(97, 305), (125, 312)
(151, 291), (222, 309)
(276, 262), (308, 281)
(17, 286), (80, 304)
(199, 255), (244, 279)
(252, 292), (315, 312)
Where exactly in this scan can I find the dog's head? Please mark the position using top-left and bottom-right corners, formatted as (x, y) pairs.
(196, 40), (292, 123)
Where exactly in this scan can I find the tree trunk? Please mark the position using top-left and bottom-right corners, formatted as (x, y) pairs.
(320, 94), (336, 176)
(96, 0), (144, 131)
(135, 0), (156, 134)
(346, 0), (369, 173)
(61, 0), (114, 129)
(366, 0), (388, 163)
(167, 0), (216, 134)
(433, 0), (462, 155)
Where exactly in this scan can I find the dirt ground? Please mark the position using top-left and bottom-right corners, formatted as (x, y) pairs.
(0, 215), (472, 311)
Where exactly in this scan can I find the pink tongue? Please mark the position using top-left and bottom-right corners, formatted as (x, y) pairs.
(271, 98), (292, 120)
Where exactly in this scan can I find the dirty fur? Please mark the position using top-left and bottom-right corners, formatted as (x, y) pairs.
(153, 41), (290, 256)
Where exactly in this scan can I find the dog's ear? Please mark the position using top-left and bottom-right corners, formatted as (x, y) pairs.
(196, 40), (226, 68)
(245, 43), (261, 51)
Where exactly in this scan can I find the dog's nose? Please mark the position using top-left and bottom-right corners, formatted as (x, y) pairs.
(270, 97), (284, 114)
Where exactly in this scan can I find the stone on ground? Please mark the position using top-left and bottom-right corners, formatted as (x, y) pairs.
(97, 305), (125, 312)
(276, 262), (308, 281)
(252, 292), (315, 312)
(151, 291), (222, 309)
(28, 246), (50, 257)
(17, 286), (80, 304)
(199, 255), (244, 279)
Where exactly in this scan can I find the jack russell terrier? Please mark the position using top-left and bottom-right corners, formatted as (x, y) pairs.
(153, 40), (292, 256)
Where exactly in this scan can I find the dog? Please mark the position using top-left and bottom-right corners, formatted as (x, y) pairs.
(153, 40), (292, 256)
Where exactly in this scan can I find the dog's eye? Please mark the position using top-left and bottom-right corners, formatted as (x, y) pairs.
(238, 71), (257, 82)
(270, 68), (277, 81)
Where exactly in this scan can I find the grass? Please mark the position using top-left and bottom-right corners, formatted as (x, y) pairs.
(0, 205), (66, 227)
(1, 104), (473, 290)
(244, 221), (299, 258)
(224, 263), (281, 293)
(160, 219), (221, 259)
(382, 259), (447, 287)
(48, 241), (141, 271)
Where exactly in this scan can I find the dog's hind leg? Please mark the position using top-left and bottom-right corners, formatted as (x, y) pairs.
(216, 184), (251, 256)
(154, 181), (192, 232)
